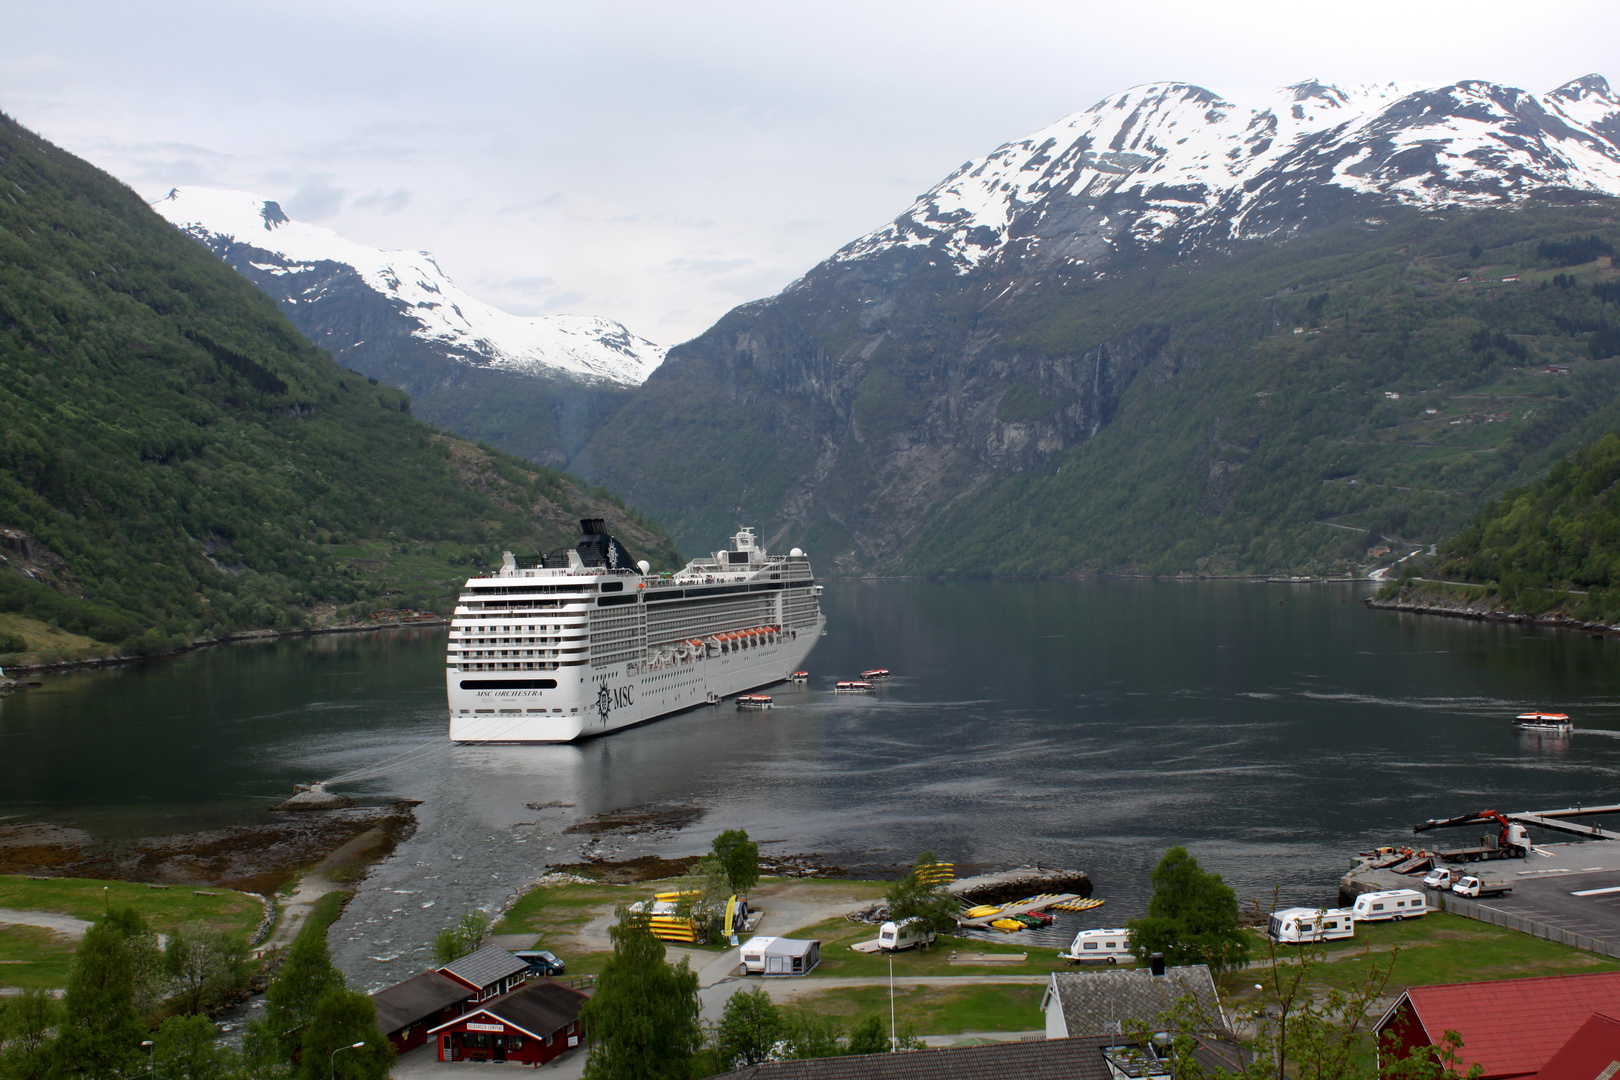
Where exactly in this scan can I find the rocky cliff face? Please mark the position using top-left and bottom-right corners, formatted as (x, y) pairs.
(581, 75), (1620, 571)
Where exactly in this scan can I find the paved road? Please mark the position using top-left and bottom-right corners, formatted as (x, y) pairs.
(0, 907), (93, 938)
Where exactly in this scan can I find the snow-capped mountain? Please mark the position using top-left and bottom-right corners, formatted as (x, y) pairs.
(832, 74), (1620, 274)
(152, 187), (664, 386)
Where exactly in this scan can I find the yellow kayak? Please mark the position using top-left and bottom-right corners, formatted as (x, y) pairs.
(990, 918), (1026, 933)
(965, 905), (1003, 919)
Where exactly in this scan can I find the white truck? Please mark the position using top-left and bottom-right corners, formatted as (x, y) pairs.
(877, 918), (936, 952)
(1421, 866), (1457, 891)
(1351, 889), (1429, 922)
(1451, 876), (1512, 899)
(1061, 928), (1133, 964)
(1266, 907), (1355, 944)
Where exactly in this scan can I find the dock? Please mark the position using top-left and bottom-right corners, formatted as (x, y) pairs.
(954, 894), (1084, 928)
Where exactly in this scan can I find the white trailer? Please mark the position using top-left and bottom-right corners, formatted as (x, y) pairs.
(877, 919), (936, 952)
(1266, 907), (1355, 944)
(1060, 928), (1133, 964)
(1351, 889), (1428, 922)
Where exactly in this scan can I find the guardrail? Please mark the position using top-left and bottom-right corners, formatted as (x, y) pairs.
(1445, 895), (1620, 959)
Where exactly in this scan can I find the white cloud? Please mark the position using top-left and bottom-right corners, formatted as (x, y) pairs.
(3, 0), (1618, 344)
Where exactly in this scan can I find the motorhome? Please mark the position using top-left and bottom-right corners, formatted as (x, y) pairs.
(1350, 889), (1428, 922)
(1060, 928), (1134, 964)
(877, 919), (936, 952)
(1266, 907), (1355, 944)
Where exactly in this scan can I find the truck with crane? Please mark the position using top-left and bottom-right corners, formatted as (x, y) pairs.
(1413, 809), (1535, 863)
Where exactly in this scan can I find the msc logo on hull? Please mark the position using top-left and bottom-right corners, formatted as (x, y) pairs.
(596, 684), (634, 721)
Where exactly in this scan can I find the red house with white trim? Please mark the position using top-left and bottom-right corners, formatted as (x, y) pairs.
(1377, 971), (1620, 1079)
(428, 980), (589, 1066)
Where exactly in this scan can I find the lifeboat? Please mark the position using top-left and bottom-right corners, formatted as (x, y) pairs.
(789, 671), (809, 683)
(737, 695), (773, 709)
(860, 668), (892, 680)
(834, 681), (873, 693)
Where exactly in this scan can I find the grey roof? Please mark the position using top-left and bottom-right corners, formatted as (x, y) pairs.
(710, 1036), (1115, 1080)
(438, 945), (530, 990)
(1046, 966), (1226, 1038)
(371, 971), (471, 1034)
(763, 938), (818, 957)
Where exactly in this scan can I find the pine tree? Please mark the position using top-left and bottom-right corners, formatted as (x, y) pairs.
(580, 913), (701, 1080)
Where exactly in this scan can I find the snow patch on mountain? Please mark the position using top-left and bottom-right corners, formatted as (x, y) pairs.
(152, 187), (664, 386)
(834, 75), (1620, 274)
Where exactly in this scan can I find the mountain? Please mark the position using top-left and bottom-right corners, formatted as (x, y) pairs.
(0, 112), (678, 657)
(575, 75), (1620, 575)
(152, 187), (663, 465)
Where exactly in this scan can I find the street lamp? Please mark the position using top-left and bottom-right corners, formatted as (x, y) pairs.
(888, 953), (896, 1053)
(141, 1040), (154, 1079)
(330, 1041), (365, 1080)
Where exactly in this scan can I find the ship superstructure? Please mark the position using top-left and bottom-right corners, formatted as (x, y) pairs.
(447, 520), (824, 742)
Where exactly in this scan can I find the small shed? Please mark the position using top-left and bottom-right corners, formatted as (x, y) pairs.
(372, 970), (472, 1053)
(428, 979), (589, 1066)
(743, 936), (819, 977)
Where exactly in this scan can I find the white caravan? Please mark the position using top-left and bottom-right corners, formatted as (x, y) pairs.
(1061, 928), (1133, 964)
(1266, 907), (1355, 944)
(1350, 889), (1428, 922)
(877, 919), (937, 952)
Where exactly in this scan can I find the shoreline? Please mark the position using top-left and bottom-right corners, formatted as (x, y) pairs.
(1, 616), (448, 676)
(1365, 591), (1617, 636)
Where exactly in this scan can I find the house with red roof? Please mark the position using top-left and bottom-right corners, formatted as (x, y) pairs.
(1532, 1012), (1620, 1080)
(1377, 971), (1620, 1079)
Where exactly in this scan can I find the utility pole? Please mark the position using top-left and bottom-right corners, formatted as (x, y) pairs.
(141, 1040), (154, 1079)
(888, 953), (896, 1052)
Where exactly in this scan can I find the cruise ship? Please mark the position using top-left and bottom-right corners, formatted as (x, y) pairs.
(446, 520), (825, 742)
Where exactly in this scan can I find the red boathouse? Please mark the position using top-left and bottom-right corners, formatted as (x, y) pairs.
(429, 980), (589, 1066)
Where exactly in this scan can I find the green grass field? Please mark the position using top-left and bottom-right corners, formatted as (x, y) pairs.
(0, 876), (262, 936)
(791, 916), (1077, 979)
(0, 875), (264, 990)
(787, 983), (1045, 1035)
(0, 924), (76, 989)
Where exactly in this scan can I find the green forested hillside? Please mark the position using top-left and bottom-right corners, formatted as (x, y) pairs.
(0, 113), (677, 654)
(1406, 431), (1620, 621)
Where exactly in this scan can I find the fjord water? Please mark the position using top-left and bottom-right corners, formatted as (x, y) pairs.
(6, 580), (1620, 987)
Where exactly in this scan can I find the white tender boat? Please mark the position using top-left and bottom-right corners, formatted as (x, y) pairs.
(1515, 712), (1572, 732)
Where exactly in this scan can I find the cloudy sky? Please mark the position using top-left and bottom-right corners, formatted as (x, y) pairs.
(5, 0), (1618, 344)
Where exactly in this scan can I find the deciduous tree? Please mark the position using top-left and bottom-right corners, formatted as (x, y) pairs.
(580, 912), (701, 1080)
(153, 1014), (242, 1080)
(294, 989), (393, 1080)
(1127, 847), (1250, 974)
(884, 851), (958, 937)
(245, 930), (345, 1066)
(715, 988), (781, 1069)
(710, 830), (760, 895)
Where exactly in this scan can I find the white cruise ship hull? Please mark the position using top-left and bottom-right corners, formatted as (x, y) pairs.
(448, 624), (823, 742)
(445, 523), (826, 743)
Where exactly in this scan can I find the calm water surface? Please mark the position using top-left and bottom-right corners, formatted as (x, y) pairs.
(6, 580), (1620, 987)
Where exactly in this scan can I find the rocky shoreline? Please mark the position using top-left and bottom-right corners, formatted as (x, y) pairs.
(1, 616), (447, 676)
(1365, 586), (1617, 637)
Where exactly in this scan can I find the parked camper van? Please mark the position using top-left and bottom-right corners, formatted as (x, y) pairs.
(1061, 928), (1133, 964)
(1350, 889), (1428, 922)
(877, 919), (936, 952)
(1266, 907), (1355, 944)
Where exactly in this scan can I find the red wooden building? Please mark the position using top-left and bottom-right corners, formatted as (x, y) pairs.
(373, 971), (474, 1053)
(1377, 971), (1620, 1079)
(428, 980), (589, 1066)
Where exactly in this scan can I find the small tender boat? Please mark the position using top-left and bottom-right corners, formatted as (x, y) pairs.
(1516, 712), (1572, 732)
(835, 681), (874, 693)
(737, 695), (773, 709)
(860, 668), (892, 680)
(789, 671), (809, 683)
